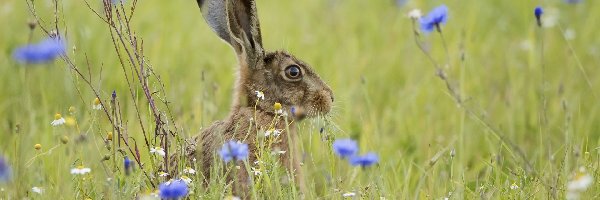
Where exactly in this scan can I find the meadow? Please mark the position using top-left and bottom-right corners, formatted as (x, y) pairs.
(1, 0), (599, 199)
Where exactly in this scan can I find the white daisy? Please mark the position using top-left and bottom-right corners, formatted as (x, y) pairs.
(183, 167), (196, 174)
(92, 98), (102, 110)
(158, 171), (169, 177)
(264, 129), (282, 137)
(342, 192), (356, 198)
(510, 183), (519, 190)
(150, 147), (166, 157)
(71, 166), (91, 175)
(251, 167), (261, 176)
(271, 150), (286, 155)
(255, 91), (265, 100)
(567, 170), (593, 192)
(224, 196), (241, 200)
(180, 176), (192, 184)
(408, 9), (422, 19)
(51, 113), (66, 126)
(32, 187), (43, 194)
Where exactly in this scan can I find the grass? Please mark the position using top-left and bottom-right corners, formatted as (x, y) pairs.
(1, 0), (600, 199)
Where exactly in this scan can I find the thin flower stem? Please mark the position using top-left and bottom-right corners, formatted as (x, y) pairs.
(556, 23), (597, 99)
(412, 18), (536, 177)
(436, 24), (451, 67)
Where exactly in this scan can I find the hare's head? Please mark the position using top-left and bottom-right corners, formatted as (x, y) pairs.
(197, 0), (333, 118)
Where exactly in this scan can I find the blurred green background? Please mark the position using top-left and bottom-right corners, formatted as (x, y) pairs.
(1, 0), (599, 199)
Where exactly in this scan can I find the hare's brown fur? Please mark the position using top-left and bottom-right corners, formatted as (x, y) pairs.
(188, 0), (333, 196)
(186, 51), (333, 192)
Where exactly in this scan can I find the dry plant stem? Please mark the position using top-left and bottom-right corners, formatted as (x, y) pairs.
(410, 19), (536, 175)
(26, 0), (171, 187)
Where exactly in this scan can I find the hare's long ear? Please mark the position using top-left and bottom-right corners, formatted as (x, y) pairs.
(197, 0), (264, 67)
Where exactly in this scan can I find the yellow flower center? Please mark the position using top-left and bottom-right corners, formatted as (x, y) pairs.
(60, 136), (69, 144)
(94, 98), (101, 105)
(77, 165), (85, 169)
(274, 102), (282, 110)
(107, 132), (113, 141)
(65, 117), (76, 126)
(34, 144), (42, 150)
(574, 172), (586, 181)
(54, 113), (62, 120)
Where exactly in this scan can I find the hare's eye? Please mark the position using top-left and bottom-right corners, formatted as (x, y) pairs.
(284, 65), (302, 81)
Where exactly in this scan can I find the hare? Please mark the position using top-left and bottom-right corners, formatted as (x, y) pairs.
(185, 0), (334, 196)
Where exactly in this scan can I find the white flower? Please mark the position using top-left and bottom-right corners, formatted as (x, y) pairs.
(255, 91), (265, 100)
(251, 167), (262, 176)
(253, 160), (263, 165)
(567, 172), (593, 192)
(71, 166), (91, 175)
(183, 167), (196, 174)
(158, 171), (169, 177)
(224, 196), (241, 200)
(180, 176), (192, 184)
(92, 98), (102, 110)
(510, 183), (519, 190)
(408, 9), (422, 19)
(541, 8), (559, 28)
(150, 147), (166, 157)
(32, 187), (43, 194)
(51, 113), (66, 126)
(264, 129), (282, 137)
(271, 150), (286, 155)
(342, 192), (356, 198)
(92, 104), (102, 110)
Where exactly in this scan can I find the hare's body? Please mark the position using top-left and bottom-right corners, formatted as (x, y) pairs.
(187, 107), (296, 186)
(187, 0), (333, 196)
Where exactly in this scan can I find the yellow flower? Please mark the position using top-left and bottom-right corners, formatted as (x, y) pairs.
(68, 106), (76, 114)
(51, 113), (66, 126)
(65, 117), (77, 127)
(273, 102), (283, 114)
(107, 132), (113, 141)
(92, 98), (102, 110)
(60, 136), (69, 144)
(273, 102), (282, 110)
(34, 144), (42, 150)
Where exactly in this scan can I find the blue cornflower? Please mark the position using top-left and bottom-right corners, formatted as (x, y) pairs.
(534, 6), (543, 27)
(219, 140), (249, 162)
(159, 180), (188, 199)
(395, 0), (408, 7)
(12, 36), (66, 64)
(349, 152), (379, 168)
(564, 0), (582, 4)
(332, 139), (358, 159)
(124, 156), (133, 175)
(0, 155), (12, 182)
(420, 5), (449, 33)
